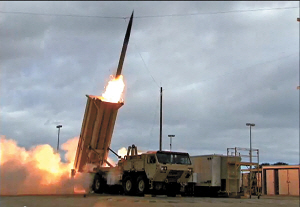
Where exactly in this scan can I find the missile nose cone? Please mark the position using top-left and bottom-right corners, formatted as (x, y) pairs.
(115, 12), (134, 78)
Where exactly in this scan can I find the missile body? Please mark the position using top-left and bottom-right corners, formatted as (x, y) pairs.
(115, 11), (134, 78)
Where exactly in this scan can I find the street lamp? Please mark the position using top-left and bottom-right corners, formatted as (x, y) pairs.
(246, 123), (255, 198)
(168, 135), (175, 151)
(56, 125), (62, 152)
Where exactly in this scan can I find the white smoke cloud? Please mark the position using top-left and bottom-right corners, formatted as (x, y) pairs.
(0, 135), (92, 195)
(117, 146), (145, 158)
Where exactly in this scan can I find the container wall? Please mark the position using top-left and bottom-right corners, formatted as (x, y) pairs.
(190, 155), (242, 195)
(242, 173), (248, 187)
(220, 156), (241, 179)
(221, 156), (241, 193)
(212, 156), (221, 186)
(74, 95), (123, 172)
(256, 172), (262, 188)
(190, 156), (212, 186)
(190, 155), (221, 187)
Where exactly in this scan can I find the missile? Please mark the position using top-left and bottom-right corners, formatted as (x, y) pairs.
(115, 11), (134, 78)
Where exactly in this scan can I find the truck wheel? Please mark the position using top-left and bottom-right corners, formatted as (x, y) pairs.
(123, 176), (135, 195)
(136, 175), (148, 196)
(92, 174), (104, 194)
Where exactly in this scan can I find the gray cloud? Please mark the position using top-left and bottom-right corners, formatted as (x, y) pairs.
(1, 1), (299, 165)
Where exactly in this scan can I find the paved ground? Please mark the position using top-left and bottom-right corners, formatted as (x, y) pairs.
(1, 194), (299, 207)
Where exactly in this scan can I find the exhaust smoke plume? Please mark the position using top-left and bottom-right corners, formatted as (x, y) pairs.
(0, 136), (92, 195)
(117, 147), (145, 158)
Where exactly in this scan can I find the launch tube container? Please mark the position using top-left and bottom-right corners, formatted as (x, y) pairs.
(73, 95), (123, 173)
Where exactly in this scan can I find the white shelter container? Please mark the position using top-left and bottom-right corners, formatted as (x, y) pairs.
(190, 154), (241, 196)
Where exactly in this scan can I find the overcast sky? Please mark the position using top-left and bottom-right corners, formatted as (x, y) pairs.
(1, 1), (299, 165)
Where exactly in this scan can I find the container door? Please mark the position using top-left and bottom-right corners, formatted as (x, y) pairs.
(278, 169), (288, 195)
(266, 170), (275, 195)
(287, 169), (299, 196)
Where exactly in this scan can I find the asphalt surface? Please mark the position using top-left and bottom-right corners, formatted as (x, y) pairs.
(1, 194), (299, 207)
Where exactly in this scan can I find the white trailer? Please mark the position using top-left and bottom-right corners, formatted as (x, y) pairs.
(189, 154), (241, 197)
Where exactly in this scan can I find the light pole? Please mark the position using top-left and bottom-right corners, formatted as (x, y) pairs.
(56, 125), (62, 152)
(246, 123), (255, 198)
(168, 135), (175, 151)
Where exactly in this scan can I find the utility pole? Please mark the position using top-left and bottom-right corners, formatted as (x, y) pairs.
(159, 87), (162, 151)
(297, 19), (300, 89)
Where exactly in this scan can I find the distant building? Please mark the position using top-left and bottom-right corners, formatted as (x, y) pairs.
(262, 165), (299, 196)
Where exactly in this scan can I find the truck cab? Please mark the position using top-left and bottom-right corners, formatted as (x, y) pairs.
(119, 147), (193, 196)
(145, 151), (193, 183)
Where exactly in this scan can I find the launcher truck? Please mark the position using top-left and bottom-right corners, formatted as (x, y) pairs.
(71, 11), (193, 196)
(71, 95), (193, 196)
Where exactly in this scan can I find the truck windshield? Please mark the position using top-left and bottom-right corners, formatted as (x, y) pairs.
(156, 152), (191, 165)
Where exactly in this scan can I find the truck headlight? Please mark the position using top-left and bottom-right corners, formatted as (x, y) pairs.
(188, 168), (193, 174)
(160, 166), (167, 173)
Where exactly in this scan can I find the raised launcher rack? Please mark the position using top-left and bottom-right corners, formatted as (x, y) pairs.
(72, 95), (123, 175)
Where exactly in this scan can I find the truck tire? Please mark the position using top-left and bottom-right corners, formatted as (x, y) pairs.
(123, 175), (135, 195)
(92, 174), (104, 194)
(136, 175), (148, 196)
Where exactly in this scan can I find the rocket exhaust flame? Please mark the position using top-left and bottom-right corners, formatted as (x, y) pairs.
(0, 136), (91, 195)
(100, 75), (125, 103)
